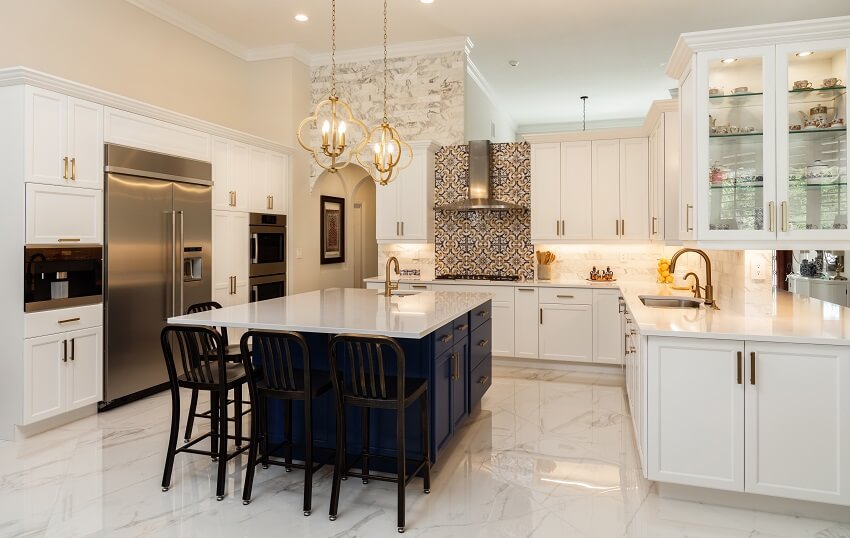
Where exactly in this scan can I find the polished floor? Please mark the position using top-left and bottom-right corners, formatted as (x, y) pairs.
(1, 366), (848, 537)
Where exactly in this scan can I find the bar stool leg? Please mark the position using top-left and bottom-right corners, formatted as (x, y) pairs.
(161, 384), (181, 492)
(242, 392), (260, 505)
(184, 389), (198, 442)
(216, 392), (229, 501)
(234, 385), (243, 449)
(329, 406), (345, 521)
(303, 396), (313, 516)
(396, 405), (406, 533)
(210, 392), (220, 461)
(284, 400), (293, 472)
(361, 407), (370, 484)
(421, 391), (431, 494)
(261, 398), (270, 469)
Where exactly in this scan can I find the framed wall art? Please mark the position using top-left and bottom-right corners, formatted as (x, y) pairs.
(320, 195), (345, 264)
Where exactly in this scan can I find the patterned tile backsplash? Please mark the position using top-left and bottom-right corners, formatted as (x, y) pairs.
(434, 142), (535, 279)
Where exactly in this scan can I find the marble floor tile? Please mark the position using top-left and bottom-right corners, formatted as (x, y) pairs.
(0, 370), (846, 537)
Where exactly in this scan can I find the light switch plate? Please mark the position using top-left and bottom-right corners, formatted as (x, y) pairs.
(296, 248), (303, 259)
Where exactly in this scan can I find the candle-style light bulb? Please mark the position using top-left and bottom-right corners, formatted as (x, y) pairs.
(338, 121), (346, 148)
(321, 120), (330, 148)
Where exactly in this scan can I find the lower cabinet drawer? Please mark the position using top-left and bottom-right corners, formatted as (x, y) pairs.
(470, 300), (492, 329)
(538, 287), (593, 305)
(470, 319), (492, 370)
(25, 304), (103, 339)
(470, 354), (492, 409)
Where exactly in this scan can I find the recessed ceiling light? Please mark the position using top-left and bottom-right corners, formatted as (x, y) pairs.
(508, 59), (519, 67)
(796, 51), (814, 57)
(420, 0), (435, 4)
(294, 14), (309, 22)
(720, 58), (738, 64)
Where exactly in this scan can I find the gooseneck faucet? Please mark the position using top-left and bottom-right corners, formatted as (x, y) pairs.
(384, 256), (400, 297)
(669, 248), (716, 308)
(684, 272), (702, 299)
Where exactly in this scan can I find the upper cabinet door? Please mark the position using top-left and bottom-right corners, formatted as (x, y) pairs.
(776, 39), (849, 241)
(620, 137), (650, 240)
(266, 152), (288, 215)
(375, 177), (400, 241)
(561, 141), (593, 240)
(699, 46), (776, 241)
(26, 183), (103, 244)
(248, 148), (268, 213)
(229, 142), (251, 211)
(25, 87), (68, 186)
(398, 154), (429, 241)
(591, 139), (622, 240)
(530, 143), (562, 241)
(66, 97), (104, 190)
(680, 65), (697, 240)
(211, 137), (232, 211)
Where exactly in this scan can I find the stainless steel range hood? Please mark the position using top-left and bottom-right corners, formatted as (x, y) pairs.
(435, 140), (526, 211)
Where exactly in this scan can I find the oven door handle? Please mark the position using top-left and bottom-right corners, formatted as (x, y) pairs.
(251, 285), (258, 303)
(251, 233), (258, 264)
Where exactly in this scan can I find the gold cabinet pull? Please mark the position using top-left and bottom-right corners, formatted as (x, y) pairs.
(478, 376), (489, 384)
(651, 216), (657, 235)
(556, 220), (560, 235)
(780, 201), (788, 232)
(621, 219), (625, 235)
(411, 284), (428, 289)
(71, 157), (76, 180)
(556, 294), (574, 299)
(686, 204), (694, 232)
(768, 201), (775, 232)
(737, 351), (743, 384)
(561, 220), (565, 235)
(439, 333), (453, 344)
(478, 339), (489, 347)
(58, 317), (80, 324)
(750, 352), (756, 385)
(70, 338), (75, 361)
(58, 238), (81, 242)
(269, 194), (274, 210)
(62, 339), (68, 363)
(615, 219), (619, 235)
(518, 288), (534, 292)
(539, 308), (543, 324)
(63, 156), (69, 179)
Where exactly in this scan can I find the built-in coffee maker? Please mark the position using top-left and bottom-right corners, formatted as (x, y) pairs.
(24, 246), (103, 312)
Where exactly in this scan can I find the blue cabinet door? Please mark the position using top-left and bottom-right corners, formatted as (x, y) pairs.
(451, 337), (469, 430)
(433, 348), (452, 454)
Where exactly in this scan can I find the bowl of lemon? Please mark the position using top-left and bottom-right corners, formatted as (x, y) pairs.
(657, 258), (674, 284)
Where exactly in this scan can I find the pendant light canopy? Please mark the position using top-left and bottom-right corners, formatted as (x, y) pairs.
(297, 0), (367, 173)
(356, 0), (412, 186)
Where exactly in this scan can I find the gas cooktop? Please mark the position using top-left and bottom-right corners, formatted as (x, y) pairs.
(435, 274), (520, 282)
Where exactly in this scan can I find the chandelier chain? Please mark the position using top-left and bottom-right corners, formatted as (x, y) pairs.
(331, 0), (337, 96)
(382, 0), (388, 123)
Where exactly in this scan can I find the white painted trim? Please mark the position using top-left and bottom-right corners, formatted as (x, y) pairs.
(310, 36), (473, 66)
(666, 15), (850, 80)
(494, 356), (625, 377)
(465, 58), (519, 136)
(0, 67), (294, 155)
(244, 44), (313, 65)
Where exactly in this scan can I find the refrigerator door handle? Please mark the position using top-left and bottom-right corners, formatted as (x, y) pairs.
(178, 210), (185, 316)
(169, 210), (177, 319)
(251, 234), (259, 264)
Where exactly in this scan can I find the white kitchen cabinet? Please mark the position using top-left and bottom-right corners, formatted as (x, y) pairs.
(649, 116), (665, 241)
(25, 87), (103, 189)
(538, 303), (593, 362)
(212, 138), (264, 213)
(104, 107), (210, 162)
(266, 152), (288, 214)
(26, 183), (103, 244)
(668, 23), (850, 247)
(593, 289), (623, 365)
(23, 325), (103, 425)
(376, 141), (438, 243)
(620, 138), (650, 240)
(211, 137), (231, 210)
(212, 211), (249, 307)
(491, 301), (515, 357)
(744, 341), (850, 505)
(647, 336), (745, 491)
(248, 148), (268, 212)
(513, 287), (539, 359)
(530, 141), (593, 241)
(592, 139), (622, 240)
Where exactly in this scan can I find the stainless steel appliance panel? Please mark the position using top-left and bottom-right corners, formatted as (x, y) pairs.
(249, 213), (286, 278)
(173, 181), (212, 315)
(249, 274), (285, 302)
(104, 174), (174, 402)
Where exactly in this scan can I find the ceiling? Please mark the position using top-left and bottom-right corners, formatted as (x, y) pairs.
(128, 0), (850, 131)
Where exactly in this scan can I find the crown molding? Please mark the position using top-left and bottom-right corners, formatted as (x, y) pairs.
(309, 36), (473, 66)
(244, 43), (313, 65)
(0, 66), (295, 155)
(666, 15), (850, 80)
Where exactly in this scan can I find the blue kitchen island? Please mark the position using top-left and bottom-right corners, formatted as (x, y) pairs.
(168, 287), (493, 464)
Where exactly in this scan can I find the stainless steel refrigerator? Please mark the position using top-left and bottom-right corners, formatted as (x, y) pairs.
(101, 144), (212, 408)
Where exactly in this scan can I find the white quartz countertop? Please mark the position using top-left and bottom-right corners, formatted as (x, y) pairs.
(365, 276), (850, 345)
(167, 288), (492, 339)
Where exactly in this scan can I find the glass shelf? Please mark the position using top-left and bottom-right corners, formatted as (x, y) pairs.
(789, 127), (847, 135)
(708, 92), (764, 109)
(709, 182), (764, 190)
(788, 86), (847, 104)
(709, 131), (764, 138)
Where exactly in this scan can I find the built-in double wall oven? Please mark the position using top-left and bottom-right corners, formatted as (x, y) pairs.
(249, 213), (286, 302)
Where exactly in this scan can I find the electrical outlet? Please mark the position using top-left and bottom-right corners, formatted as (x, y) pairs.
(750, 259), (766, 281)
(296, 248), (303, 259)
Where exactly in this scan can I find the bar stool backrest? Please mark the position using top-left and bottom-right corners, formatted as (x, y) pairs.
(328, 334), (406, 401)
(186, 301), (229, 347)
(161, 325), (227, 390)
(240, 330), (310, 392)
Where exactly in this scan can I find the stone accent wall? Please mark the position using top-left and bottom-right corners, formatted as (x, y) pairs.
(434, 142), (534, 279)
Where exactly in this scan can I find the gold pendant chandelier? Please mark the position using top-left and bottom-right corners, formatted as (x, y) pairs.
(297, 0), (367, 173)
(356, 0), (412, 186)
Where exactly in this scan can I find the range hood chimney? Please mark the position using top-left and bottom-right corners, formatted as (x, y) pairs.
(435, 140), (526, 211)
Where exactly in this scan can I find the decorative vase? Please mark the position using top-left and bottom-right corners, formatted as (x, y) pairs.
(538, 264), (552, 280)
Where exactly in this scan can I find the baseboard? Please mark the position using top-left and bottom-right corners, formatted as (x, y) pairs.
(493, 356), (625, 377)
(657, 483), (850, 523)
(15, 404), (98, 439)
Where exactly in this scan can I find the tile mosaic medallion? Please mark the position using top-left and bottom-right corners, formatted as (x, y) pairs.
(435, 142), (534, 279)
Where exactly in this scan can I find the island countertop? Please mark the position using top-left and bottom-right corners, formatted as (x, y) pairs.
(167, 287), (493, 339)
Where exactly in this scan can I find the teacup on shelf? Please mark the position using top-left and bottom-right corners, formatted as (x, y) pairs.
(823, 77), (843, 88)
(716, 125), (729, 134)
(729, 125), (739, 134)
(789, 124), (802, 131)
(793, 80), (813, 90)
(708, 87), (724, 96)
(741, 126), (755, 133)
(733, 86), (749, 94)
(831, 118), (845, 127)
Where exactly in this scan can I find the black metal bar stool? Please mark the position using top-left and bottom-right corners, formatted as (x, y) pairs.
(240, 330), (333, 515)
(183, 301), (250, 445)
(327, 334), (431, 534)
(160, 325), (251, 500)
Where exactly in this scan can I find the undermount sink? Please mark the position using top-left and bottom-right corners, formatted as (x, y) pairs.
(639, 295), (702, 309)
(377, 289), (423, 297)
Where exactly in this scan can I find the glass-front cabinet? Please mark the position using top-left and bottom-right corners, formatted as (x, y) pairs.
(777, 40), (849, 241)
(698, 47), (776, 240)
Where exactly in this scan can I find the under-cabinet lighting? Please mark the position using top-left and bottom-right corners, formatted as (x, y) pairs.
(796, 51), (814, 57)
(721, 58), (738, 64)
